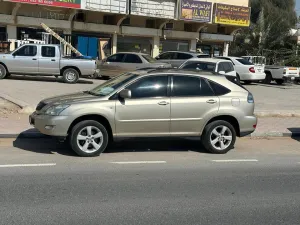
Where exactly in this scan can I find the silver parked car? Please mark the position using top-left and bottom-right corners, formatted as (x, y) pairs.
(155, 51), (210, 68)
(29, 69), (257, 157)
(98, 52), (171, 78)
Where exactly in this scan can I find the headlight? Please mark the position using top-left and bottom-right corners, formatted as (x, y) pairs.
(44, 104), (70, 116)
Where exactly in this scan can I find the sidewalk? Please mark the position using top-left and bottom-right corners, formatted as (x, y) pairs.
(1, 114), (300, 138)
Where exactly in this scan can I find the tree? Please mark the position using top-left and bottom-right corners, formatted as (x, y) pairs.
(230, 0), (297, 61)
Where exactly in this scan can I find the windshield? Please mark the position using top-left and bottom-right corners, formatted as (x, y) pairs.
(236, 58), (254, 65)
(180, 61), (216, 72)
(142, 55), (157, 63)
(89, 73), (138, 96)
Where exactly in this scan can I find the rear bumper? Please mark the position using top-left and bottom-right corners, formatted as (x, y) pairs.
(283, 76), (300, 83)
(239, 116), (257, 137)
(241, 73), (266, 81)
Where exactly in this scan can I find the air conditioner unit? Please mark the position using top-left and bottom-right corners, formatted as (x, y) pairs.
(165, 22), (174, 30)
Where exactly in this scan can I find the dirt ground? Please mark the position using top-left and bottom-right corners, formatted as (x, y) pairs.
(0, 98), (21, 117)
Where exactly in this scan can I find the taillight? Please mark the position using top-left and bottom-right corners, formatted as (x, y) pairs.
(247, 93), (254, 103)
(249, 67), (255, 73)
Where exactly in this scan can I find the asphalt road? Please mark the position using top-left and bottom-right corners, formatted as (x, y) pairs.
(0, 137), (300, 225)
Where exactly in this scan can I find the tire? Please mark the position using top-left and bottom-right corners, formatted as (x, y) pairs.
(62, 68), (79, 84)
(70, 120), (109, 157)
(275, 79), (284, 85)
(0, 64), (7, 79)
(264, 72), (272, 84)
(244, 81), (252, 85)
(201, 120), (236, 154)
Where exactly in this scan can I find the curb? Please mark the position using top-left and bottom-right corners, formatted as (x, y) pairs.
(0, 93), (34, 114)
(249, 132), (300, 137)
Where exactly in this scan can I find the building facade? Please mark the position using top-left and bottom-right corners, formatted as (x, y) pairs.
(0, 0), (250, 57)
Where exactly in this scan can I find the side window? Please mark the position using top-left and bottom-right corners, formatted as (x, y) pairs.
(41, 46), (55, 57)
(218, 62), (226, 72)
(158, 52), (173, 59)
(181, 62), (216, 72)
(124, 54), (142, 63)
(127, 76), (168, 98)
(223, 62), (234, 72)
(172, 76), (214, 97)
(14, 45), (37, 57)
(228, 63), (235, 72)
(197, 54), (210, 58)
(176, 53), (193, 60)
(107, 54), (125, 63)
(208, 80), (231, 96)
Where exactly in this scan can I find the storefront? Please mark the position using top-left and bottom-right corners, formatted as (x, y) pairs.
(117, 36), (152, 55)
(196, 43), (224, 57)
(160, 39), (189, 52)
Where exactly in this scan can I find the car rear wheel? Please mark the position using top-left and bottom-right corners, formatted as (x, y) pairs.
(201, 120), (236, 154)
(264, 72), (272, 84)
(236, 74), (241, 83)
(0, 64), (7, 79)
(70, 120), (109, 157)
(244, 81), (252, 85)
(62, 68), (79, 84)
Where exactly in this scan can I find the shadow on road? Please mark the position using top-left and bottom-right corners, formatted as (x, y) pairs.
(7, 75), (94, 84)
(288, 128), (300, 141)
(12, 134), (208, 156)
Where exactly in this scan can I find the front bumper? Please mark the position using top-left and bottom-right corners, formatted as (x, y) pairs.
(29, 112), (71, 137)
(283, 76), (300, 83)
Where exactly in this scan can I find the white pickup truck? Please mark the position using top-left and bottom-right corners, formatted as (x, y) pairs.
(0, 44), (99, 83)
(264, 66), (300, 85)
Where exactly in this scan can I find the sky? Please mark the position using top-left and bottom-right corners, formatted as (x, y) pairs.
(296, 0), (300, 15)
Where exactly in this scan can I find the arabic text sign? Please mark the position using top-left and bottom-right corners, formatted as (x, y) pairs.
(214, 3), (251, 27)
(180, 0), (212, 22)
(7, 0), (81, 9)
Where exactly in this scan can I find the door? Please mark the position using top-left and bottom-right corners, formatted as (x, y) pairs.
(115, 75), (170, 137)
(100, 53), (125, 77)
(170, 75), (219, 136)
(123, 53), (143, 70)
(38, 46), (60, 75)
(8, 45), (38, 74)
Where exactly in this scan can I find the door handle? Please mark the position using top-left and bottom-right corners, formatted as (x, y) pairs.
(158, 101), (169, 105)
(51, 59), (56, 61)
(206, 99), (217, 104)
(32, 58), (37, 60)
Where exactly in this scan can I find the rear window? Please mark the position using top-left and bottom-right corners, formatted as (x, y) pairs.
(197, 54), (210, 58)
(236, 58), (253, 65)
(207, 80), (231, 96)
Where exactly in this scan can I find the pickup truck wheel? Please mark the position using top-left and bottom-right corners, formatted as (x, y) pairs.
(63, 68), (79, 84)
(0, 64), (7, 79)
(244, 81), (252, 85)
(264, 73), (272, 84)
(201, 120), (236, 154)
(275, 79), (284, 85)
(70, 120), (109, 157)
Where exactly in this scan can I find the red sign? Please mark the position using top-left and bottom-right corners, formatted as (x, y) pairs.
(8, 0), (81, 9)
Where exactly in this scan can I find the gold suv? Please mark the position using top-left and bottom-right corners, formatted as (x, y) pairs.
(29, 69), (257, 156)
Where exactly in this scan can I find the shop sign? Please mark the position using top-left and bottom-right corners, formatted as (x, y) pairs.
(6, 0), (81, 9)
(180, 0), (212, 22)
(214, 3), (251, 27)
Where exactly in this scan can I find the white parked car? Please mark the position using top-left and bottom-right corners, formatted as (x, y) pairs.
(179, 58), (237, 80)
(216, 56), (266, 84)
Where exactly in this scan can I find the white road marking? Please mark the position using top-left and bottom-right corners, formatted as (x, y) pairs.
(111, 161), (167, 164)
(212, 159), (258, 162)
(0, 163), (56, 168)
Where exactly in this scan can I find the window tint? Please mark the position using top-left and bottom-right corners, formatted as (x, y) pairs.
(236, 58), (253, 65)
(41, 46), (55, 57)
(222, 62), (234, 72)
(217, 63), (226, 72)
(181, 62), (216, 72)
(208, 80), (231, 96)
(158, 52), (174, 60)
(124, 54), (142, 63)
(197, 54), (210, 58)
(176, 53), (193, 60)
(172, 76), (214, 97)
(107, 54), (125, 62)
(127, 76), (168, 98)
(14, 45), (37, 57)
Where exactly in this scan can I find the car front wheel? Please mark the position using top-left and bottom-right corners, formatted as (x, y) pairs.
(70, 120), (109, 157)
(201, 120), (236, 154)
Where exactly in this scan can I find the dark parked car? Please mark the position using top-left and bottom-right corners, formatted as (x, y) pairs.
(155, 51), (210, 68)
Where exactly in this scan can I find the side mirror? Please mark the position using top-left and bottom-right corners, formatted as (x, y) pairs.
(119, 89), (131, 99)
(219, 71), (226, 75)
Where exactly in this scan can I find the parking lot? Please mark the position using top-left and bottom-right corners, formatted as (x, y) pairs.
(0, 75), (299, 114)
